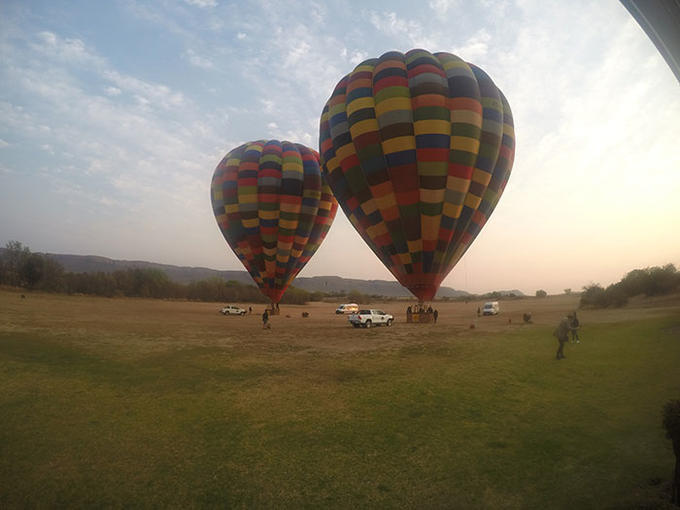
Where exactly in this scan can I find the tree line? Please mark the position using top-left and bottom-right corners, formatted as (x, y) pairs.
(580, 263), (680, 308)
(0, 241), (324, 305)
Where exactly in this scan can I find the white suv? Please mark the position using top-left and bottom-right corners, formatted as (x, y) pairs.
(336, 303), (359, 314)
(482, 301), (500, 315)
(220, 305), (247, 316)
(349, 309), (394, 328)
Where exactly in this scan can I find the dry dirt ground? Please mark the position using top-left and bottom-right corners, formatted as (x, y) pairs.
(2, 288), (678, 357)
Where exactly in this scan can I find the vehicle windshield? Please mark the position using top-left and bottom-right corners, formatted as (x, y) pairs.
(359, 310), (371, 314)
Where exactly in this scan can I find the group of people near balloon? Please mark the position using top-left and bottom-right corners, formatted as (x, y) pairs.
(406, 304), (439, 324)
(210, 49), (515, 310)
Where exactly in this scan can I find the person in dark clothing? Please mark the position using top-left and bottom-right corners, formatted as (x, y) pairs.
(262, 309), (269, 329)
(554, 314), (576, 360)
(570, 312), (580, 343)
(433, 309), (439, 323)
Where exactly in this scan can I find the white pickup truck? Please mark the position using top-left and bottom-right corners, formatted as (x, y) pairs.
(348, 309), (394, 328)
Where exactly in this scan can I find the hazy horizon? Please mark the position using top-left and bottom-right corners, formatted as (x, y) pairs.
(1, 1), (679, 296)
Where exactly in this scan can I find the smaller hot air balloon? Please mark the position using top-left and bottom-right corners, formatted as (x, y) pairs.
(211, 140), (338, 307)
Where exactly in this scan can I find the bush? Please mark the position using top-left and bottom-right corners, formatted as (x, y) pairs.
(535, 290), (547, 298)
(580, 284), (606, 307)
(662, 399), (680, 505)
(579, 263), (680, 309)
(620, 264), (680, 297)
(580, 283), (628, 309)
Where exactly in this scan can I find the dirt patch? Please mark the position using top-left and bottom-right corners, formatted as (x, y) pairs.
(2, 290), (679, 357)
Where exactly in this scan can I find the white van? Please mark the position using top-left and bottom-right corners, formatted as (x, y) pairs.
(336, 303), (359, 315)
(482, 301), (500, 315)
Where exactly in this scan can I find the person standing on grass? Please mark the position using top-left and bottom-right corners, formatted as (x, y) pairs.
(262, 309), (269, 329)
(570, 311), (580, 343)
(554, 314), (576, 360)
(433, 309), (439, 323)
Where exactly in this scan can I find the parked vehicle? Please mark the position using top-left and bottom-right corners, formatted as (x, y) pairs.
(335, 303), (359, 314)
(482, 301), (500, 315)
(348, 309), (394, 328)
(220, 305), (247, 316)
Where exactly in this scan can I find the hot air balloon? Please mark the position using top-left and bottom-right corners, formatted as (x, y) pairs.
(211, 140), (338, 306)
(319, 49), (515, 303)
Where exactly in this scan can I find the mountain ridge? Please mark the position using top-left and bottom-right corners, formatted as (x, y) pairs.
(3, 250), (523, 298)
(43, 252), (483, 298)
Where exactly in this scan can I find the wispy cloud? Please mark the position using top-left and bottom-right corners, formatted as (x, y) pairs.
(184, 0), (218, 8)
(452, 29), (491, 61)
(428, 0), (459, 14)
(183, 48), (214, 69)
(32, 31), (105, 66)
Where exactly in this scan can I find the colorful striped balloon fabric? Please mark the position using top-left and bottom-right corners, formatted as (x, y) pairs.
(211, 140), (338, 304)
(319, 49), (515, 302)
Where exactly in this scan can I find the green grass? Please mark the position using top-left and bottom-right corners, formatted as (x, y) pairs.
(1, 303), (679, 508)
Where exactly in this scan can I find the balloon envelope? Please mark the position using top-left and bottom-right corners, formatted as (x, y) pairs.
(319, 49), (515, 301)
(211, 140), (338, 303)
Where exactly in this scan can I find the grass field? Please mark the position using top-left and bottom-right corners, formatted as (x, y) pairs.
(1, 288), (679, 508)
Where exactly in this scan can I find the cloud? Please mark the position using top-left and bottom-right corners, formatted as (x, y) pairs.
(284, 40), (311, 67)
(102, 70), (185, 109)
(236, 32), (246, 40)
(184, 0), (217, 7)
(260, 98), (275, 114)
(428, 0), (458, 14)
(366, 10), (438, 49)
(452, 29), (491, 60)
(33, 31), (104, 66)
(0, 30), (225, 241)
(368, 11), (420, 38)
(349, 50), (368, 65)
(0, 139), (9, 148)
(183, 49), (214, 69)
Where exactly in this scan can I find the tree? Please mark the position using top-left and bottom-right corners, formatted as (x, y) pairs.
(663, 399), (680, 505)
(580, 284), (606, 308)
(347, 289), (370, 304)
(37, 256), (66, 292)
(21, 253), (45, 288)
(0, 241), (31, 286)
(564, 288), (572, 295)
(535, 289), (547, 298)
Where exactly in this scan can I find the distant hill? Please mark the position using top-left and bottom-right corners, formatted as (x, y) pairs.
(287, 275), (471, 298)
(43, 252), (474, 298)
(47, 253), (254, 286)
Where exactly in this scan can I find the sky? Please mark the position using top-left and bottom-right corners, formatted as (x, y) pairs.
(1, 0), (679, 296)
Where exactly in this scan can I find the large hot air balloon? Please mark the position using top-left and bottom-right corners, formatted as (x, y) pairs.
(211, 140), (338, 305)
(319, 49), (515, 302)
